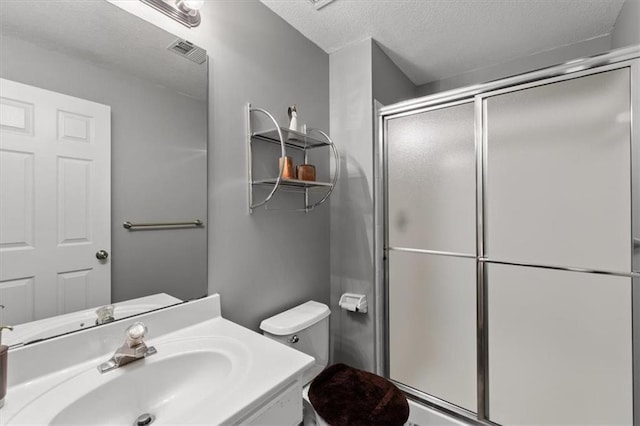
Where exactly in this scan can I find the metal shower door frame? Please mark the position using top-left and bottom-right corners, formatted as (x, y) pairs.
(374, 45), (640, 425)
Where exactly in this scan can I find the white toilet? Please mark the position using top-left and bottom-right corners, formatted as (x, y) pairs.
(260, 300), (331, 425)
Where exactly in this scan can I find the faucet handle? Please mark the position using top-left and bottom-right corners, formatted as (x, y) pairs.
(0, 325), (13, 347)
(125, 322), (148, 347)
(95, 304), (115, 325)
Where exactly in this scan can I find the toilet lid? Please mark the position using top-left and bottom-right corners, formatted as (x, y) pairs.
(259, 301), (330, 335)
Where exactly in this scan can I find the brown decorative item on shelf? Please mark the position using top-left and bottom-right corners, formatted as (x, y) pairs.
(297, 164), (316, 181)
(278, 156), (297, 179)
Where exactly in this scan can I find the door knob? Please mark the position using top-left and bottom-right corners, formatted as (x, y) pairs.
(96, 250), (109, 260)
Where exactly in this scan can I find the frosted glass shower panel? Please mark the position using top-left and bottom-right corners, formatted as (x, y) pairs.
(389, 251), (477, 412)
(487, 264), (632, 425)
(485, 68), (631, 272)
(387, 103), (475, 254)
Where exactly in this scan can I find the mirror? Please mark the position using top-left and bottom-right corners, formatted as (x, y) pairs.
(0, 0), (208, 346)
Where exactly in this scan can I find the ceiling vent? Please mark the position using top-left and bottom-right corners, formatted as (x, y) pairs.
(167, 39), (207, 65)
(309, 0), (337, 10)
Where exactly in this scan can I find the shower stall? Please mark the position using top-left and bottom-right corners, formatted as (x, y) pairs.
(376, 46), (640, 425)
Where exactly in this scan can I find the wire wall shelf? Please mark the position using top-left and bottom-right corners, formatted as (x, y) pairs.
(247, 103), (339, 213)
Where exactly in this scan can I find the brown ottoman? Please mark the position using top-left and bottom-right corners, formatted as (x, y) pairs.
(308, 363), (409, 426)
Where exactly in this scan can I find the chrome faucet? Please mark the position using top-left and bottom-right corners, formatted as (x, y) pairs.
(97, 322), (157, 373)
(95, 304), (115, 325)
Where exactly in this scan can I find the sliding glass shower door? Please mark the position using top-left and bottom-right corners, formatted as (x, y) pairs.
(383, 58), (637, 424)
(386, 102), (477, 413)
(483, 67), (633, 425)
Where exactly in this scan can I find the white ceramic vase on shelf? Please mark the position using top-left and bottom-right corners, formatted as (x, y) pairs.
(288, 105), (298, 132)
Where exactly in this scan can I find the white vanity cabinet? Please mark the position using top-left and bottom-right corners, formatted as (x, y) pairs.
(238, 380), (304, 425)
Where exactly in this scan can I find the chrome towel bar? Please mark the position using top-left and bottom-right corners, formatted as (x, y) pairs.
(123, 220), (203, 230)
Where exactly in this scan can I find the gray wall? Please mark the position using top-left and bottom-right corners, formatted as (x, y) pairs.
(418, 0), (640, 98)
(417, 35), (612, 96)
(0, 34), (208, 303)
(330, 38), (416, 372)
(111, 0), (331, 331)
(372, 42), (418, 106)
(330, 39), (375, 370)
(612, 0), (640, 48)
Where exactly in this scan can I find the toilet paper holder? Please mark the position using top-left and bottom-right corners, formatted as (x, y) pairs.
(338, 293), (367, 313)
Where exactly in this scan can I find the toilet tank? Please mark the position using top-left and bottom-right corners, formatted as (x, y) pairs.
(260, 301), (330, 385)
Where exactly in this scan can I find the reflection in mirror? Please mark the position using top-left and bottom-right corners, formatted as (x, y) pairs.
(0, 0), (208, 347)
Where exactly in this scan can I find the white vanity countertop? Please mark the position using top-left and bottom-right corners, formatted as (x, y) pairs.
(2, 295), (315, 425)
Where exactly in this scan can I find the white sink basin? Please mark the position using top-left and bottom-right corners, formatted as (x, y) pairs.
(4, 295), (314, 426)
(7, 337), (251, 425)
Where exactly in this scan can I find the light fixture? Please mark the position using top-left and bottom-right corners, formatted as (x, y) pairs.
(140, 0), (203, 28)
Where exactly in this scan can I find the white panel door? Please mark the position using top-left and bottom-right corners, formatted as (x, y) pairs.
(0, 78), (110, 325)
(487, 264), (632, 425)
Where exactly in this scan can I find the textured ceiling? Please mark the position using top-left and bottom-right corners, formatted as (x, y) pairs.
(0, 0), (207, 100)
(260, 0), (626, 85)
